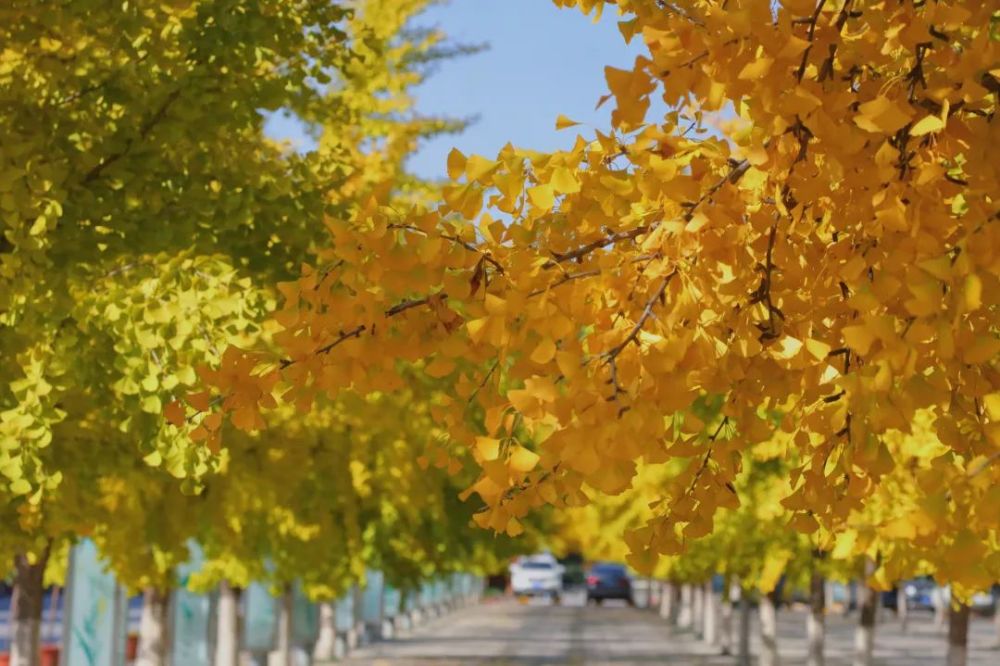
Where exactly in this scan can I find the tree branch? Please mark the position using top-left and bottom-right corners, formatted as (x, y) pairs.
(603, 270), (677, 363)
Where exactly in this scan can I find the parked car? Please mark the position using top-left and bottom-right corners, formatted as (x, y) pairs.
(970, 586), (998, 615)
(882, 577), (937, 611)
(586, 562), (634, 606)
(510, 553), (564, 601)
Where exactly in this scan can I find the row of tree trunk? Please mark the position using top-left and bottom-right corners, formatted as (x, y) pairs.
(654, 568), (980, 666)
(8, 551), (475, 666)
(5, 540), (367, 666)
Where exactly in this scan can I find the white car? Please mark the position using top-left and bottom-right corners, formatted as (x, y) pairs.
(510, 554), (564, 600)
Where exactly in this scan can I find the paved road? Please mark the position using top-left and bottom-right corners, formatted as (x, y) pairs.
(346, 590), (1000, 665)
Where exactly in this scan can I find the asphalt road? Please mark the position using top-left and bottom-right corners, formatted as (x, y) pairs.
(346, 589), (721, 665)
(345, 589), (1000, 666)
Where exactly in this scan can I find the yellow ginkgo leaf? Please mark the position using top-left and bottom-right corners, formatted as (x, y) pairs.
(528, 184), (556, 211)
(530, 337), (557, 364)
(508, 446), (540, 473)
(853, 95), (913, 134)
(423, 356), (455, 378)
(446, 147), (466, 180)
(555, 114), (580, 130)
(737, 56), (773, 80)
(474, 437), (501, 461)
(465, 154), (499, 182)
(910, 114), (945, 136)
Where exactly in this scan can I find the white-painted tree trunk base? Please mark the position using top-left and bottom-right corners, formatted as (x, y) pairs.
(703, 583), (718, 646)
(807, 570), (825, 666)
(946, 645), (967, 666)
(10, 619), (40, 666)
(719, 598), (733, 655)
(136, 588), (170, 666)
(659, 583), (675, 622)
(933, 587), (948, 631)
(692, 584), (704, 637)
(678, 584), (693, 629)
(266, 647), (309, 666)
(215, 581), (241, 666)
(852, 625), (874, 666)
(737, 594), (751, 666)
(333, 633), (348, 660)
(312, 602), (337, 661)
(807, 608), (825, 666)
(897, 586), (908, 632)
(760, 592), (780, 666)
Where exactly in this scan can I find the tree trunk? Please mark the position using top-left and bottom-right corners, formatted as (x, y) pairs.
(45, 586), (60, 646)
(273, 584), (293, 666)
(946, 602), (969, 666)
(897, 585), (908, 632)
(659, 582), (675, 623)
(853, 576), (877, 666)
(703, 580), (718, 645)
(214, 580), (241, 666)
(807, 570), (825, 666)
(994, 593), (1000, 648)
(678, 584), (693, 629)
(760, 589), (780, 666)
(720, 579), (735, 655)
(313, 601), (337, 661)
(692, 582), (705, 637)
(136, 587), (171, 666)
(737, 589), (751, 666)
(10, 547), (50, 666)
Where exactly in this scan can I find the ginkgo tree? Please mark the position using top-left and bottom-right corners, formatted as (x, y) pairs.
(1, 0), (489, 663)
(192, 0), (998, 638)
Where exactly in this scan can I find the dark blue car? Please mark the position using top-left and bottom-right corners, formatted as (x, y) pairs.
(586, 562), (634, 606)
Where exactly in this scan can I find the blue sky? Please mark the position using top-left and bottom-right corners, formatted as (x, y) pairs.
(404, 0), (644, 178)
(265, 0), (644, 179)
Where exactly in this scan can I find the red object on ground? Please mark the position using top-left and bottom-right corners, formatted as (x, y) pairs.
(0, 652), (9, 666)
(40, 646), (59, 666)
(126, 634), (139, 660)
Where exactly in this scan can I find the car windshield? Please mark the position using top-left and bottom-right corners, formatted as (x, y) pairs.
(592, 564), (626, 575)
(520, 561), (554, 570)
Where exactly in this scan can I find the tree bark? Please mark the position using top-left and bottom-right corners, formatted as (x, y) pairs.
(703, 580), (718, 646)
(45, 586), (60, 647)
(994, 591), (1000, 648)
(214, 580), (241, 666)
(946, 602), (969, 666)
(720, 579), (735, 655)
(897, 585), (908, 632)
(737, 589), (751, 666)
(659, 581), (675, 623)
(807, 570), (825, 666)
(853, 571), (877, 666)
(760, 589), (780, 666)
(678, 584), (693, 629)
(10, 547), (50, 666)
(313, 601), (337, 661)
(136, 587), (171, 666)
(273, 583), (294, 666)
(692, 582), (705, 637)
(934, 585), (949, 630)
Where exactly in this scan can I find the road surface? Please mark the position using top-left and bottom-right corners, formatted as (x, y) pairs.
(345, 589), (1000, 665)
